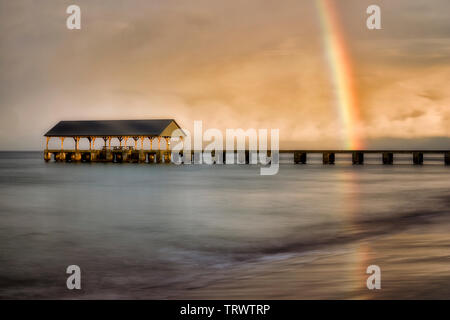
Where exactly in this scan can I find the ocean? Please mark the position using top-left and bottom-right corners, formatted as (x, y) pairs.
(0, 152), (449, 299)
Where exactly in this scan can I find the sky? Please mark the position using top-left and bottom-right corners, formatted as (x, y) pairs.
(0, 0), (449, 150)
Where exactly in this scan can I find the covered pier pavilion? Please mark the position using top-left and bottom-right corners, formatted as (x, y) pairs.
(44, 119), (184, 163)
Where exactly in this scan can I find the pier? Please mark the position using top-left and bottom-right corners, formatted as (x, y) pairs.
(44, 120), (449, 165)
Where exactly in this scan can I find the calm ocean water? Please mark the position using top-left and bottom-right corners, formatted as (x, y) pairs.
(0, 152), (449, 299)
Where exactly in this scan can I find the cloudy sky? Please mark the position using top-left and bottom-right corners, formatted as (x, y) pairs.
(0, 0), (449, 150)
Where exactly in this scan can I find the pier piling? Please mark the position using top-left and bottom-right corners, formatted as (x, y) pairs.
(382, 152), (394, 165)
(294, 152), (307, 164)
(445, 152), (450, 165)
(323, 152), (335, 165)
(413, 152), (423, 165)
(352, 152), (364, 165)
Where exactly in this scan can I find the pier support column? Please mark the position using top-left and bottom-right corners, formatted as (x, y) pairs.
(323, 152), (335, 165)
(352, 152), (364, 165)
(294, 152), (307, 164)
(382, 152), (393, 165)
(245, 150), (250, 164)
(156, 151), (162, 163)
(445, 152), (450, 165)
(413, 152), (423, 165)
(44, 152), (51, 162)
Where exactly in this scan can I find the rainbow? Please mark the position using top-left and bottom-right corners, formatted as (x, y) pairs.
(316, 0), (363, 149)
